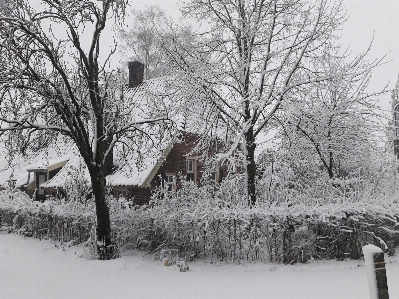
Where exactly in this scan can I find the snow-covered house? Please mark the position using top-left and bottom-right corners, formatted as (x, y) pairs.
(0, 142), (76, 201)
(108, 131), (219, 204)
(0, 131), (216, 204)
(0, 61), (224, 204)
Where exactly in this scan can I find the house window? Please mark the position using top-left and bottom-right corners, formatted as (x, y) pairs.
(9, 180), (16, 188)
(186, 158), (196, 182)
(186, 173), (194, 182)
(211, 167), (220, 183)
(37, 173), (46, 195)
(117, 190), (128, 199)
(186, 159), (194, 172)
(164, 173), (176, 191)
(8, 175), (16, 188)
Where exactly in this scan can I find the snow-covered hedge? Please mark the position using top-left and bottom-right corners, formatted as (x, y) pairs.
(0, 189), (94, 245)
(117, 183), (399, 263)
(1, 184), (398, 263)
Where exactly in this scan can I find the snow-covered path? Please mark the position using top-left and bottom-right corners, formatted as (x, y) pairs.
(1, 233), (398, 299)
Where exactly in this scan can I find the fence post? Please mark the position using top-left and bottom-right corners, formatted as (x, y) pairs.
(362, 244), (389, 299)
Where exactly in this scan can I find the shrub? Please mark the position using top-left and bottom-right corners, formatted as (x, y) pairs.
(1, 182), (398, 263)
(0, 189), (94, 245)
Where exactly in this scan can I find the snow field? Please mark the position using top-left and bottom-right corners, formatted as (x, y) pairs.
(1, 233), (399, 299)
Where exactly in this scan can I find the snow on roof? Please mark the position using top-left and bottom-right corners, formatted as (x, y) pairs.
(112, 77), (175, 120)
(107, 141), (173, 187)
(0, 77), (183, 190)
(102, 78), (177, 187)
(39, 155), (90, 189)
(118, 76), (220, 137)
(107, 156), (157, 187)
(25, 157), (70, 171)
(40, 137), (172, 189)
(45, 78), (176, 189)
(0, 138), (77, 188)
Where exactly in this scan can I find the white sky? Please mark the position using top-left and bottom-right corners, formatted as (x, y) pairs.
(28, 0), (399, 112)
(129, 0), (399, 112)
(340, 0), (399, 111)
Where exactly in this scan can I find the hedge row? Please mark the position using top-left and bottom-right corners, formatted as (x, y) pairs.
(0, 190), (94, 245)
(1, 189), (399, 263)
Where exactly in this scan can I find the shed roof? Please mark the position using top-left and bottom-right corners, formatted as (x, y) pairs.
(0, 140), (76, 188)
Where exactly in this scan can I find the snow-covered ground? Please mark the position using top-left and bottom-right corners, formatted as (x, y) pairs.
(1, 233), (398, 299)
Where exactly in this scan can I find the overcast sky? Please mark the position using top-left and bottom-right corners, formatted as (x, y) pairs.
(128, 0), (399, 112)
(341, 0), (399, 111)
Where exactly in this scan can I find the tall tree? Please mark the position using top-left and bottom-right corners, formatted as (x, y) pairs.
(168, 0), (345, 205)
(388, 74), (399, 158)
(118, 5), (195, 80)
(0, 0), (168, 258)
(280, 48), (386, 179)
(119, 5), (168, 79)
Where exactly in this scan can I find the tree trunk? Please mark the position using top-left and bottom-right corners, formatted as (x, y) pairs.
(328, 151), (334, 179)
(87, 158), (118, 260)
(327, 166), (334, 180)
(245, 126), (257, 206)
(90, 169), (111, 246)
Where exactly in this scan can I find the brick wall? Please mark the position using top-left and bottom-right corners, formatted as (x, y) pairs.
(120, 132), (226, 205)
(128, 187), (151, 205)
(150, 132), (206, 189)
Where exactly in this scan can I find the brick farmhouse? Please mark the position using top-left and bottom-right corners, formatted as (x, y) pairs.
(0, 62), (225, 204)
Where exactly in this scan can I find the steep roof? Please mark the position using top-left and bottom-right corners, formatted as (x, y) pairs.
(0, 134), (174, 190)
(37, 136), (174, 189)
(39, 155), (89, 189)
(107, 141), (173, 187)
(105, 76), (178, 187)
(0, 77), (178, 190)
(0, 140), (77, 188)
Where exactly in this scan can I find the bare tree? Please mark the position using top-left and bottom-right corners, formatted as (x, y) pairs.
(118, 5), (195, 81)
(167, 0), (346, 205)
(119, 6), (168, 79)
(281, 47), (387, 179)
(0, 0), (168, 258)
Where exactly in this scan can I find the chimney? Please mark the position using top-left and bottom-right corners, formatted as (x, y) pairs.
(128, 61), (145, 88)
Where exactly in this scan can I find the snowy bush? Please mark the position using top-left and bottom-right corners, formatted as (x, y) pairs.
(1, 178), (399, 263)
(255, 148), (399, 207)
(0, 189), (94, 244)
(63, 163), (92, 203)
(108, 180), (399, 263)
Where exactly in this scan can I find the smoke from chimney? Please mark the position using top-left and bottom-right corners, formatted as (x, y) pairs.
(128, 61), (145, 88)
